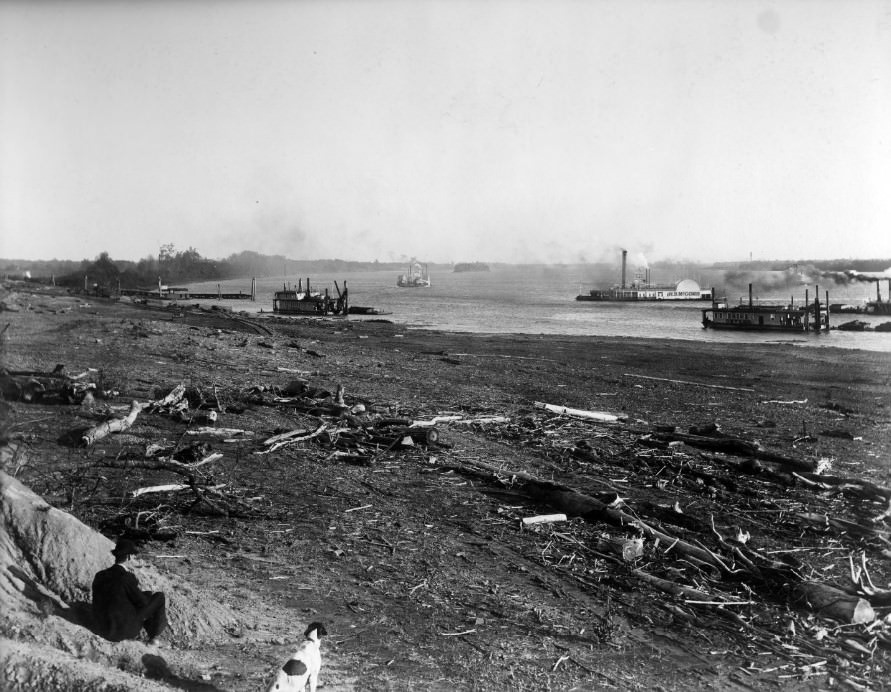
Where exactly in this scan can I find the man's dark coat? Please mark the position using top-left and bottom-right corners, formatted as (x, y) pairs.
(91, 563), (161, 641)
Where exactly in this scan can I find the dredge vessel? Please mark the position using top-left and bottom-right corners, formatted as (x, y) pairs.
(702, 284), (830, 332)
(273, 278), (348, 316)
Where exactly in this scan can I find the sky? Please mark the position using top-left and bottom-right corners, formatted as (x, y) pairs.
(1, 0), (890, 265)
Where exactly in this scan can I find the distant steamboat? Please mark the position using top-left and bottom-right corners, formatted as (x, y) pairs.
(397, 262), (431, 288)
(576, 250), (712, 302)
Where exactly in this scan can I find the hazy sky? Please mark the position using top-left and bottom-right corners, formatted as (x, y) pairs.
(1, 0), (890, 264)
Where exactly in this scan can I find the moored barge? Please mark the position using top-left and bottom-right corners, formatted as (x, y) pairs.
(273, 278), (348, 316)
(702, 284), (830, 332)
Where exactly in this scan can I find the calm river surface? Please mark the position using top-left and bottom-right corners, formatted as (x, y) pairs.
(187, 265), (891, 353)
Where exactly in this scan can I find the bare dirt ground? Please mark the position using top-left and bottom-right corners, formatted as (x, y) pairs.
(2, 281), (891, 691)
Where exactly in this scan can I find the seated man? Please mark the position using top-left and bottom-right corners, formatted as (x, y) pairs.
(92, 538), (167, 645)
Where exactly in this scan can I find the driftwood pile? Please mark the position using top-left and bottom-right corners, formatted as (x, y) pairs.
(0, 366), (106, 405)
(26, 372), (465, 532)
(6, 362), (891, 685)
(441, 403), (891, 685)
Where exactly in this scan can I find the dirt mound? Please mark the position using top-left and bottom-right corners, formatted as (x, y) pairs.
(0, 637), (175, 692)
(0, 470), (240, 647)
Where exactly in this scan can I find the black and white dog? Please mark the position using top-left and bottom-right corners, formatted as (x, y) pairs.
(266, 622), (327, 692)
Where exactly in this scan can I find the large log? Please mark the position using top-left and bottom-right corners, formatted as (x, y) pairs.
(633, 569), (710, 600)
(596, 536), (644, 562)
(80, 401), (143, 446)
(623, 373), (756, 392)
(793, 582), (875, 624)
(97, 453), (223, 479)
(651, 431), (816, 473)
(534, 401), (625, 423)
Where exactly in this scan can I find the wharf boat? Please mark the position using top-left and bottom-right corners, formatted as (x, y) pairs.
(453, 262), (490, 273)
(576, 250), (712, 302)
(702, 284), (830, 332)
(397, 262), (431, 288)
(273, 278), (348, 316)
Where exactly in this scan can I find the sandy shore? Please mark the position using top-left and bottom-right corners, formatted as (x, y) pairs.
(2, 283), (891, 690)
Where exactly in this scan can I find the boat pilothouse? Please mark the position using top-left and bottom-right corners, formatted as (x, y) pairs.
(702, 284), (830, 332)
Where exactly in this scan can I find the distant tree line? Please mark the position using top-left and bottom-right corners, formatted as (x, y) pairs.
(4, 249), (887, 296)
(709, 259), (891, 272)
(1, 247), (419, 295)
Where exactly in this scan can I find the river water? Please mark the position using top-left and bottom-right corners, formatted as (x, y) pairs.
(187, 265), (891, 353)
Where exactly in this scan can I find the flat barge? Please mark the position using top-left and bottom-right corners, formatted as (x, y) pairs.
(702, 284), (830, 332)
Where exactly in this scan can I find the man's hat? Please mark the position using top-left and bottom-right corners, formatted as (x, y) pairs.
(111, 538), (139, 558)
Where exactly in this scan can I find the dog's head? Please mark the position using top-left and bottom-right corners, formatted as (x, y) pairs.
(304, 621), (327, 641)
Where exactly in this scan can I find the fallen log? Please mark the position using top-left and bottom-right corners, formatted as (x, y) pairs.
(792, 582), (875, 624)
(793, 472), (891, 502)
(533, 402), (625, 423)
(595, 536), (644, 562)
(407, 427), (440, 446)
(633, 569), (710, 600)
(150, 383), (186, 409)
(797, 512), (891, 545)
(97, 453), (223, 481)
(451, 416), (510, 425)
(132, 481), (228, 498)
(81, 400), (143, 446)
(256, 423), (328, 454)
(623, 373), (755, 392)
(185, 427), (253, 437)
(650, 431), (817, 473)
(522, 513), (568, 526)
(131, 483), (190, 497)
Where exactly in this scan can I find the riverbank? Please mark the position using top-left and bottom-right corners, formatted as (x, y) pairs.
(2, 282), (891, 690)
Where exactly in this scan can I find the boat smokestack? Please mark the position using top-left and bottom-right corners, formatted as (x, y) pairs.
(748, 283), (753, 307)
(621, 249), (627, 289)
(825, 289), (829, 330)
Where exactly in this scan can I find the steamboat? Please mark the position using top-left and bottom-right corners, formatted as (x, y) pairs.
(576, 250), (712, 302)
(397, 262), (431, 288)
(830, 279), (891, 315)
(867, 279), (891, 315)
